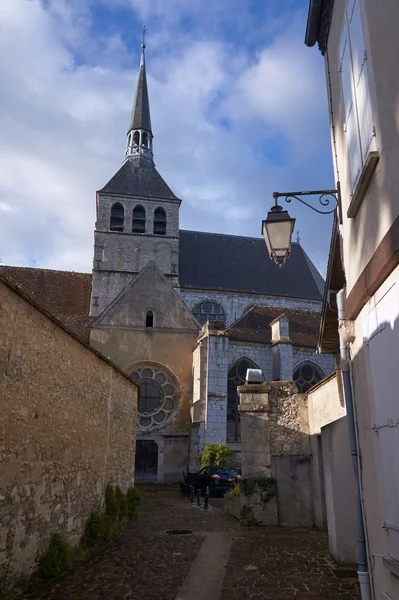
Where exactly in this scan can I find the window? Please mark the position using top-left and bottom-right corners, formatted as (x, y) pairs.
(133, 205), (146, 233)
(110, 202), (124, 232)
(146, 310), (154, 328)
(153, 207), (166, 235)
(142, 132), (148, 147)
(227, 358), (258, 442)
(339, 0), (376, 191)
(133, 131), (140, 145)
(192, 301), (226, 327)
(129, 365), (178, 430)
(293, 363), (323, 393)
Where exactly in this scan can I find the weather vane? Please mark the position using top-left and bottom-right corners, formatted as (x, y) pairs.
(142, 24), (146, 48)
(296, 230), (301, 244)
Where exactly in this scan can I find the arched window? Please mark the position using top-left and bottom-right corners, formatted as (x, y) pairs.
(133, 131), (140, 145)
(293, 362), (323, 393)
(153, 207), (166, 235)
(142, 132), (148, 147)
(227, 358), (258, 442)
(192, 301), (226, 327)
(133, 205), (146, 233)
(110, 202), (124, 232)
(146, 311), (154, 328)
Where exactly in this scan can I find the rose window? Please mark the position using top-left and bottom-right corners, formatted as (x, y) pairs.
(129, 366), (178, 430)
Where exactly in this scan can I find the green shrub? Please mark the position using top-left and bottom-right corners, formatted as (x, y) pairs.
(37, 483), (140, 583)
(126, 486), (141, 522)
(199, 443), (233, 469)
(105, 484), (118, 520)
(115, 486), (127, 521)
(82, 512), (105, 548)
(38, 534), (72, 580)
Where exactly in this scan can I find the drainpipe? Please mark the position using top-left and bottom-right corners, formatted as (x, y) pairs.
(336, 289), (372, 600)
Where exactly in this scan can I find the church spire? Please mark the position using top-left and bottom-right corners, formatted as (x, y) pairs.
(125, 29), (153, 162)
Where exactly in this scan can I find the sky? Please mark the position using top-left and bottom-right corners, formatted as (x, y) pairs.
(0, 0), (336, 276)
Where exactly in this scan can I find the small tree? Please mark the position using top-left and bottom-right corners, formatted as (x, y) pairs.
(200, 443), (233, 469)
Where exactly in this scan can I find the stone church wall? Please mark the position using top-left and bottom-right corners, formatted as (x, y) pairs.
(180, 289), (322, 327)
(292, 346), (335, 376)
(228, 341), (272, 380)
(0, 279), (138, 581)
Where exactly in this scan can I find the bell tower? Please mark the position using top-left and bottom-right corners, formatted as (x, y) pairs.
(90, 38), (181, 318)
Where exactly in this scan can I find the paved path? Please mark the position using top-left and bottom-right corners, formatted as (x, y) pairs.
(22, 485), (360, 600)
(176, 532), (232, 600)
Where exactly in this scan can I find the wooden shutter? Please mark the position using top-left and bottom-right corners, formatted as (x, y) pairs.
(348, 0), (375, 160)
(339, 21), (362, 189)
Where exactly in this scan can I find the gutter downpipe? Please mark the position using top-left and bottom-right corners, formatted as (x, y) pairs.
(337, 289), (372, 600)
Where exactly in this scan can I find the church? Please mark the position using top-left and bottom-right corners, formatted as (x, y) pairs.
(1, 43), (334, 483)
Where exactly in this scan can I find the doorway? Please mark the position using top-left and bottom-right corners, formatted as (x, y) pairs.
(135, 440), (158, 482)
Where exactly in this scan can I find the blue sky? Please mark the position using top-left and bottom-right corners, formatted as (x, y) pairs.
(0, 0), (335, 275)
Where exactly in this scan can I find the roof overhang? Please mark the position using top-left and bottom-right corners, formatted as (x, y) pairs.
(305, 0), (323, 47)
(317, 215), (346, 353)
(304, 0), (335, 55)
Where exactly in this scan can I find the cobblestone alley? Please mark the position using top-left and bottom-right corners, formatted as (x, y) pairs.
(22, 486), (361, 600)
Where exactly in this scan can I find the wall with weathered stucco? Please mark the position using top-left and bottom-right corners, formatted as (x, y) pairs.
(321, 416), (357, 563)
(0, 279), (138, 582)
(307, 373), (347, 531)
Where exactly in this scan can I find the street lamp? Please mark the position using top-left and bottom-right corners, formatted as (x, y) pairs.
(262, 203), (295, 268)
(262, 187), (340, 268)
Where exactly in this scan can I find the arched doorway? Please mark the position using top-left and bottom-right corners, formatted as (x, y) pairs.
(227, 357), (258, 442)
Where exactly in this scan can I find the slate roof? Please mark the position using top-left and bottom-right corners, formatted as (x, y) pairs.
(226, 305), (321, 347)
(128, 47), (152, 134)
(179, 230), (324, 300)
(99, 156), (179, 200)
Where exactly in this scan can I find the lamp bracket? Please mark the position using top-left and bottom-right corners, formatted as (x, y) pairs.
(272, 187), (340, 215)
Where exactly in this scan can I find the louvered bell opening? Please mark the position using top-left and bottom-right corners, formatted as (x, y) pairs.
(153, 208), (166, 235)
(133, 205), (146, 233)
(110, 203), (124, 232)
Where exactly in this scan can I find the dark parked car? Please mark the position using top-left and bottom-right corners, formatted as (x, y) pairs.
(187, 466), (240, 496)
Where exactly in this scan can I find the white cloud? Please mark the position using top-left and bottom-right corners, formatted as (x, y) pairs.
(0, 0), (334, 275)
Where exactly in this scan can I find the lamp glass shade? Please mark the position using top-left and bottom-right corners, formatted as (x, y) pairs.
(262, 207), (295, 267)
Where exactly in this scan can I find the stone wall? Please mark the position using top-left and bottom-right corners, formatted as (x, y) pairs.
(292, 346), (334, 377)
(0, 279), (138, 581)
(205, 334), (229, 444)
(180, 289), (322, 328)
(238, 381), (313, 527)
(92, 190), (180, 316)
(268, 382), (310, 456)
(228, 342), (272, 380)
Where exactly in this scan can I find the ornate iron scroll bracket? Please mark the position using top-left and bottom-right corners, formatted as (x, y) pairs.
(272, 183), (340, 215)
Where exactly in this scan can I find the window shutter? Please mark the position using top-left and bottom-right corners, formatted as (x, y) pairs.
(348, 0), (375, 160)
(339, 23), (362, 189)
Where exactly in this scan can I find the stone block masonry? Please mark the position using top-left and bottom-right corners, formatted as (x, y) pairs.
(181, 289), (322, 328)
(0, 278), (138, 583)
